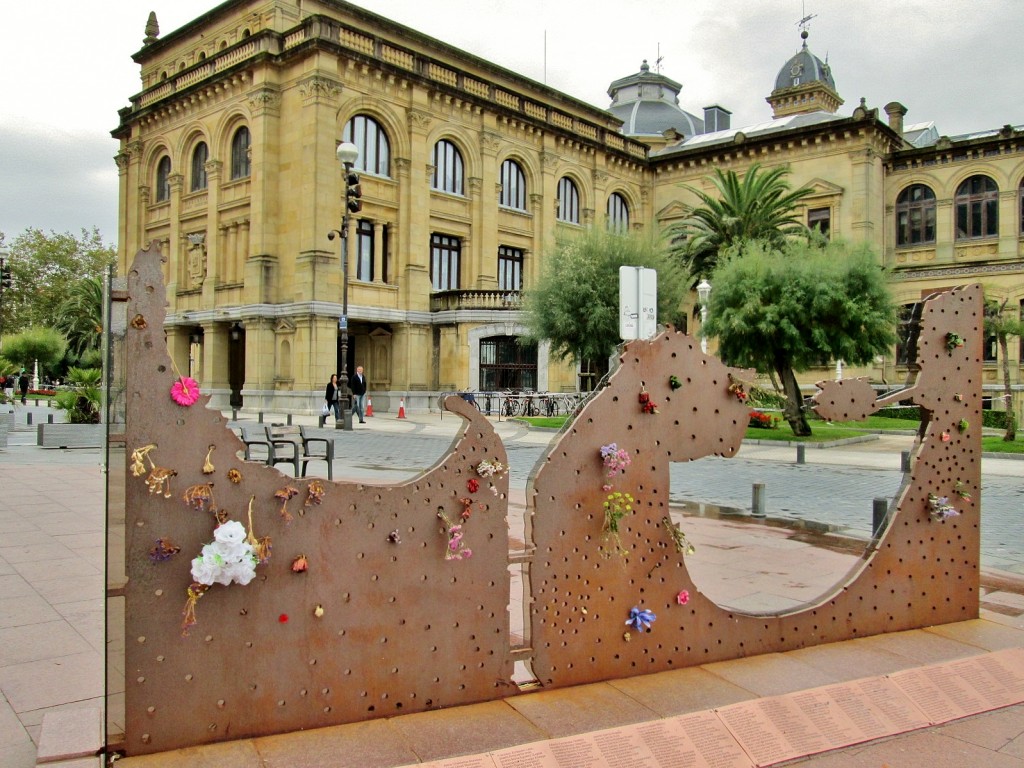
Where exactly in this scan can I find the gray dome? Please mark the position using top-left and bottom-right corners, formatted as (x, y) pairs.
(607, 60), (704, 138)
(774, 30), (835, 91)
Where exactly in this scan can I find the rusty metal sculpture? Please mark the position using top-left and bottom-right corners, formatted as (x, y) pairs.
(113, 244), (981, 754)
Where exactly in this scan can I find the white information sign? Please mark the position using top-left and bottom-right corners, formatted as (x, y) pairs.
(619, 266), (658, 340)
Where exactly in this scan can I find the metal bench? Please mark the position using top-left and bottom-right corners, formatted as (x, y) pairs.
(267, 425), (335, 480)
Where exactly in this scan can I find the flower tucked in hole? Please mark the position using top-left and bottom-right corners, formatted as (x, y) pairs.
(291, 554), (309, 573)
(387, 530), (402, 544)
(599, 443), (631, 478)
(668, 375), (682, 390)
(957, 419), (969, 433)
(662, 516), (695, 555)
(467, 478), (480, 494)
(676, 590), (690, 605)
(438, 508), (472, 561)
(626, 606), (656, 632)
(202, 446), (216, 474)
(727, 375), (749, 403)
(314, 605), (324, 618)
(130, 314), (148, 329)
(945, 332), (965, 353)
(941, 432), (951, 442)
(145, 467), (178, 498)
(183, 483), (216, 512)
(638, 389), (659, 414)
(274, 487), (300, 523)
(149, 538), (181, 562)
(476, 459), (507, 479)
(181, 582), (209, 637)
(305, 480), (325, 507)
(171, 376), (201, 407)
(130, 444), (158, 477)
(227, 468), (242, 484)
(927, 493), (960, 521)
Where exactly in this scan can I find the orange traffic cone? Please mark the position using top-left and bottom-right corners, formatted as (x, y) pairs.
(397, 397), (406, 419)
(365, 397), (374, 417)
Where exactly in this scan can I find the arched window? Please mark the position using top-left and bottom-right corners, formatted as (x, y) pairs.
(155, 156), (171, 202)
(432, 140), (464, 195)
(607, 192), (629, 231)
(190, 142), (209, 192)
(895, 184), (936, 246)
(557, 177), (580, 224)
(343, 115), (391, 177)
(955, 175), (998, 240)
(499, 159), (526, 210)
(230, 126), (251, 180)
(1019, 177), (1024, 235)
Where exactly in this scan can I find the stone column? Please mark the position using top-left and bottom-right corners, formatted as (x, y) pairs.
(373, 221), (385, 283)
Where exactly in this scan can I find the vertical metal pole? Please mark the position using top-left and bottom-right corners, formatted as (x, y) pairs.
(873, 497), (888, 537)
(751, 483), (766, 517)
(901, 450), (911, 472)
(796, 444), (806, 464)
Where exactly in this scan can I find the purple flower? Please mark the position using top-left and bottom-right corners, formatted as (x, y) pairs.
(626, 606), (656, 632)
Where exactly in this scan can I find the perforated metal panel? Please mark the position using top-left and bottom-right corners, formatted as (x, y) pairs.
(527, 285), (982, 687)
(120, 247), (512, 754)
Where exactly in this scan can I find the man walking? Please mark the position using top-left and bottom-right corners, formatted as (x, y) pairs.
(18, 370), (29, 405)
(350, 365), (367, 424)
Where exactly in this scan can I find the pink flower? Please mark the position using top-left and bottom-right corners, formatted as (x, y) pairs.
(602, 484), (613, 492)
(676, 590), (690, 605)
(171, 376), (201, 406)
(941, 432), (951, 442)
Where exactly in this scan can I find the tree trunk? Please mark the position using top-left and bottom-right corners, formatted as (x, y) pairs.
(775, 359), (812, 436)
(999, 335), (1017, 441)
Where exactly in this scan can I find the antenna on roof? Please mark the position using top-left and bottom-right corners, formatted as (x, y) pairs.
(797, 0), (816, 32)
(655, 43), (664, 73)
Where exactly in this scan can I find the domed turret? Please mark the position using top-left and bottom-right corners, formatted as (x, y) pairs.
(767, 29), (843, 118)
(607, 60), (713, 149)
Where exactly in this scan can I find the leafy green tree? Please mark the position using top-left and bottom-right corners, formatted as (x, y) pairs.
(704, 239), (897, 436)
(984, 298), (1023, 442)
(668, 163), (815, 287)
(0, 327), (68, 380)
(0, 228), (114, 334)
(524, 228), (689, 367)
(55, 275), (105, 359)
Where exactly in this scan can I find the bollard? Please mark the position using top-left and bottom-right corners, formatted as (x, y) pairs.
(47, 414), (54, 424)
(27, 413), (32, 425)
(796, 445), (806, 464)
(318, 414), (326, 428)
(751, 483), (766, 518)
(258, 412), (264, 424)
(232, 407), (238, 421)
(901, 450), (911, 473)
(873, 497), (888, 537)
(287, 414), (293, 426)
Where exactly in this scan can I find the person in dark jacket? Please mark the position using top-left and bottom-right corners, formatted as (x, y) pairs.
(324, 374), (341, 419)
(350, 366), (367, 424)
(18, 370), (30, 405)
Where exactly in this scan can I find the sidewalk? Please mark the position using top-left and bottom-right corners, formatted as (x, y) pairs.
(1, 409), (1022, 767)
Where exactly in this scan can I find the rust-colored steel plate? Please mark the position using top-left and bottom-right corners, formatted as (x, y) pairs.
(120, 247), (512, 754)
(527, 285), (982, 688)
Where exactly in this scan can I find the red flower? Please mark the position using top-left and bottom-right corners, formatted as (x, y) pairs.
(467, 478), (480, 494)
(278, 614), (289, 623)
(170, 376), (201, 406)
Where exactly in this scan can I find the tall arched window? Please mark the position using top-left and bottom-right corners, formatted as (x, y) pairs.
(499, 159), (526, 210)
(190, 142), (209, 192)
(230, 126), (251, 180)
(955, 175), (998, 240)
(607, 192), (629, 231)
(557, 177), (580, 224)
(895, 184), (936, 246)
(432, 140), (464, 195)
(155, 156), (171, 202)
(343, 115), (391, 177)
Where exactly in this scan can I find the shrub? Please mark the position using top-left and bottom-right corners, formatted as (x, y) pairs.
(748, 410), (777, 429)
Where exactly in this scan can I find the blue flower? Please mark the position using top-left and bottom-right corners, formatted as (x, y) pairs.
(626, 606), (656, 631)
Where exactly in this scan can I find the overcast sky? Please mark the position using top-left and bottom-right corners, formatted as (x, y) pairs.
(1, 0), (1020, 248)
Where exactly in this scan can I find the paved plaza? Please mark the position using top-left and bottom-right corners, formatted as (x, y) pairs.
(1, 404), (1022, 766)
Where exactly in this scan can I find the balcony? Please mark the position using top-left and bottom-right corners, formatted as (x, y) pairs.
(430, 290), (521, 312)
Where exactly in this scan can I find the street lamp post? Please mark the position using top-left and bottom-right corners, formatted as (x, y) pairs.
(696, 278), (712, 354)
(327, 141), (361, 431)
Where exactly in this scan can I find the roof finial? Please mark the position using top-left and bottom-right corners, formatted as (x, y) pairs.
(143, 11), (160, 45)
(655, 43), (664, 74)
(797, 0), (816, 47)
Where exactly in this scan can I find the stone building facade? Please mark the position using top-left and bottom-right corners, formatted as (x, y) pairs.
(113, 0), (1023, 421)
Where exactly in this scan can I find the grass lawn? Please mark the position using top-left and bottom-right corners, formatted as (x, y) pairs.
(981, 435), (1024, 453)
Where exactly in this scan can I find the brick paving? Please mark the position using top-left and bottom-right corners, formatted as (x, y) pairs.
(1, 404), (1021, 766)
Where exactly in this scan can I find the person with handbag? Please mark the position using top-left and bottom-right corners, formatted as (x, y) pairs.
(324, 374), (341, 420)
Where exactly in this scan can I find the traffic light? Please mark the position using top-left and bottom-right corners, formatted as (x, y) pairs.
(345, 170), (362, 214)
(0, 262), (11, 290)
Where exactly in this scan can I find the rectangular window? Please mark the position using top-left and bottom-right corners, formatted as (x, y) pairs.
(430, 233), (460, 291)
(356, 220), (373, 281)
(983, 333), (998, 363)
(808, 207), (831, 239)
(497, 246), (523, 291)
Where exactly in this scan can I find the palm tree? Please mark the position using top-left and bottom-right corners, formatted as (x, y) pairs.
(984, 298), (1023, 442)
(668, 163), (816, 285)
(54, 276), (104, 359)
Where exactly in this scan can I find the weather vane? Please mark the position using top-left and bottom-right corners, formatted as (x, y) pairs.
(797, 1), (817, 31)
(655, 43), (663, 74)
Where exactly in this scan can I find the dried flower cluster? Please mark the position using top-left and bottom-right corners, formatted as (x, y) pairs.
(437, 509), (472, 561)
(600, 443), (631, 478)
(928, 493), (960, 521)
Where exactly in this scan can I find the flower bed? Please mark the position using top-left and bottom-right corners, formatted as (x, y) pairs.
(748, 410), (777, 429)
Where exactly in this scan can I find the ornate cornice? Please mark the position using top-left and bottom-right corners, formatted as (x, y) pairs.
(298, 75), (341, 106)
(408, 109), (432, 132)
(248, 86), (281, 117)
(893, 261), (1023, 280)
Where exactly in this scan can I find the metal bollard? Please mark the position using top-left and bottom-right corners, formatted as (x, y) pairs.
(318, 414), (326, 428)
(796, 445), (806, 464)
(900, 450), (911, 472)
(287, 414), (293, 426)
(258, 412), (264, 423)
(873, 497), (888, 537)
(232, 407), (238, 421)
(47, 414), (54, 423)
(751, 483), (766, 518)
(27, 413), (32, 425)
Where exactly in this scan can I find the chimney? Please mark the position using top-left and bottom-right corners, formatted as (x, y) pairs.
(884, 102), (907, 135)
(703, 105), (731, 133)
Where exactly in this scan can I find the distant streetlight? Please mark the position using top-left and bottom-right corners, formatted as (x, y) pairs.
(327, 141), (361, 430)
(696, 278), (712, 354)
